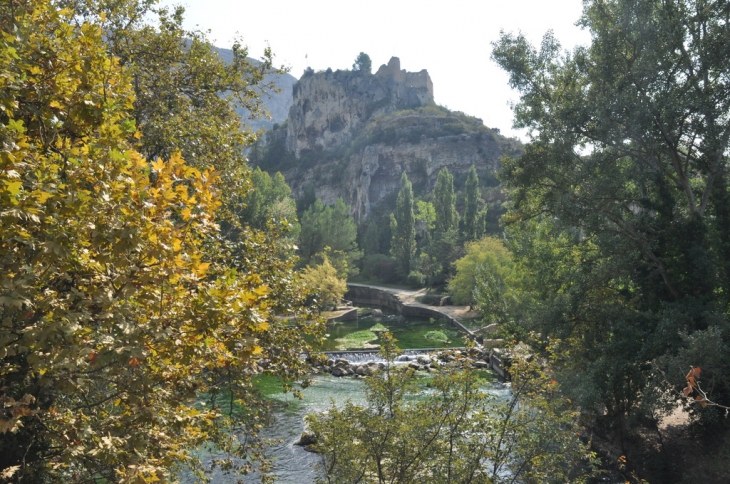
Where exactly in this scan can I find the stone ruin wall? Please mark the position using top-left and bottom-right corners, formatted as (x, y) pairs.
(375, 56), (434, 100)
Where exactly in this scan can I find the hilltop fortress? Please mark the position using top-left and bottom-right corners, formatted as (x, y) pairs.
(251, 56), (520, 221)
(285, 57), (435, 158)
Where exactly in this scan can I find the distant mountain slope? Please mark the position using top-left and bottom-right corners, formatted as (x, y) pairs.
(214, 47), (296, 132)
(250, 57), (522, 223)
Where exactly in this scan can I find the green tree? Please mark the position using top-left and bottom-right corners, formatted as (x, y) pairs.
(433, 167), (458, 235)
(448, 237), (514, 308)
(462, 165), (485, 241)
(492, 0), (730, 459)
(0, 1), (319, 482)
(390, 173), (416, 277)
(352, 52), (372, 74)
(300, 198), (362, 276)
(423, 168), (462, 286)
(72, 0), (287, 233)
(307, 335), (597, 484)
(239, 167), (299, 237)
(360, 218), (380, 256)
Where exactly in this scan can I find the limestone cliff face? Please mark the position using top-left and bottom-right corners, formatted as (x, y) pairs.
(250, 57), (521, 221)
(286, 57), (433, 157)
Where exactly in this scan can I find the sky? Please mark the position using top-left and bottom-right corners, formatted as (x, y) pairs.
(160, 0), (592, 140)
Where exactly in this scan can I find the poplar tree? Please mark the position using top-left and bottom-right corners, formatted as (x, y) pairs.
(463, 165), (483, 241)
(390, 173), (416, 276)
(434, 168), (458, 234)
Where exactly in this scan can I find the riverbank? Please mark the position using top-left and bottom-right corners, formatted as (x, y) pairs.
(342, 283), (508, 378)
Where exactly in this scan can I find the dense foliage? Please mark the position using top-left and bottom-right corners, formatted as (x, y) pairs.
(492, 0), (730, 480)
(299, 198), (362, 276)
(0, 1), (319, 482)
(307, 335), (597, 484)
(462, 165), (487, 242)
(390, 173), (417, 277)
(352, 52), (372, 74)
(448, 237), (513, 308)
(238, 167), (299, 237)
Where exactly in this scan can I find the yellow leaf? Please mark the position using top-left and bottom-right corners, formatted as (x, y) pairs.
(194, 262), (210, 277)
(151, 159), (166, 173)
(34, 191), (52, 203)
(181, 207), (192, 220)
(4, 180), (22, 196)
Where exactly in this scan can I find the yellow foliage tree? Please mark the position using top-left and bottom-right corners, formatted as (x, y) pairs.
(301, 254), (348, 310)
(0, 1), (319, 482)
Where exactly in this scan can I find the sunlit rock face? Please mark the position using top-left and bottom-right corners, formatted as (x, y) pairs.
(286, 57), (433, 158)
(250, 57), (521, 221)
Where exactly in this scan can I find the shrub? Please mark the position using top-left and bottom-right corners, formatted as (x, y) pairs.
(407, 271), (426, 288)
(362, 254), (400, 283)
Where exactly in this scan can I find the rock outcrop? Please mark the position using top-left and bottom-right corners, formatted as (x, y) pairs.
(285, 57), (433, 158)
(250, 57), (521, 220)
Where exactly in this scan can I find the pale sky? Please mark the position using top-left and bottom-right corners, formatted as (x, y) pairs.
(161, 0), (592, 140)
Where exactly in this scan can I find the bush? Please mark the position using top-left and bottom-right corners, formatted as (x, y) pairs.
(416, 294), (443, 306)
(407, 271), (426, 288)
(361, 254), (400, 283)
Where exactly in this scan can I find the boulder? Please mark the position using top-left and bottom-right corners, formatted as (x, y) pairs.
(416, 355), (431, 365)
(371, 309), (383, 317)
(334, 358), (350, 368)
(331, 367), (349, 377)
(294, 431), (318, 446)
(472, 360), (489, 369)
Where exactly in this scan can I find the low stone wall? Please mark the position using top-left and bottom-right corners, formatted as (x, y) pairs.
(325, 308), (358, 322)
(345, 284), (477, 341)
(344, 284), (511, 380)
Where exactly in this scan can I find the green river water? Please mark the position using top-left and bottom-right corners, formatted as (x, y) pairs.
(181, 311), (500, 483)
(318, 312), (467, 351)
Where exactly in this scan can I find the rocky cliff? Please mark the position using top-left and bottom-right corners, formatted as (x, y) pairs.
(250, 57), (521, 221)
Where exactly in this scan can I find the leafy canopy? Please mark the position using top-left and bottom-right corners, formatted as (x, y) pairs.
(390, 172), (416, 276)
(352, 52), (372, 74)
(492, 0), (730, 429)
(307, 335), (597, 484)
(299, 198), (362, 277)
(448, 237), (514, 308)
(0, 1), (319, 482)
